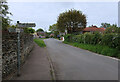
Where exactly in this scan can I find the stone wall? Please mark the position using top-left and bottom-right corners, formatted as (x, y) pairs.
(2, 32), (34, 80)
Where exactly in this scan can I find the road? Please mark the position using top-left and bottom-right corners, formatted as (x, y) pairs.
(44, 38), (118, 80)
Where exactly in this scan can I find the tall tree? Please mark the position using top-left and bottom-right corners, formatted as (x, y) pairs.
(49, 24), (59, 37)
(57, 9), (87, 34)
(49, 24), (58, 32)
(24, 28), (35, 34)
(0, 0), (12, 30)
(100, 23), (111, 28)
(36, 28), (44, 32)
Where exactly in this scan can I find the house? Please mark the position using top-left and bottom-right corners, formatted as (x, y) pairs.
(50, 33), (54, 38)
(83, 26), (105, 33)
(37, 31), (46, 38)
(33, 32), (39, 38)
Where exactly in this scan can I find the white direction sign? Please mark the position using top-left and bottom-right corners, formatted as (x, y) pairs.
(17, 23), (36, 27)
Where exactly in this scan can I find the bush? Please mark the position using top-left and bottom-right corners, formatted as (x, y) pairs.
(90, 32), (102, 45)
(64, 32), (120, 58)
(83, 33), (92, 44)
(64, 33), (120, 50)
(112, 34), (120, 50)
(64, 34), (73, 42)
(45, 36), (49, 38)
(101, 34), (114, 47)
(63, 41), (120, 58)
(72, 35), (84, 43)
(105, 25), (120, 34)
(101, 33), (120, 50)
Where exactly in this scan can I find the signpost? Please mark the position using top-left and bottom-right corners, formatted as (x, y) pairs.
(16, 28), (21, 76)
(17, 21), (36, 28)
(16, 21), (36, 76)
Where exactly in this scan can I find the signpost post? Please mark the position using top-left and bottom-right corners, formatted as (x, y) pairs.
(16, 21), (36, 76)
(16, 28), (21, 76)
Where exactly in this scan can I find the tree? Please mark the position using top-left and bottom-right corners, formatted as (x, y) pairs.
(100, 23), (111, 28)
(105, 24), (120, 33)
(0, 0), (12, 30)
(57, 9), (87, 34)
(36, 28), (44, 32)
(8, 24), (17, 29)
(49, 24), (58, 32)
(49, 24), (59, 38)
(24, 28), (35, 34)
(28, 28), (35, 33)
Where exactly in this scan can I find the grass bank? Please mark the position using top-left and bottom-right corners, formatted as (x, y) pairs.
(34, 39), (46, 47)
(63, 41), (120, 59)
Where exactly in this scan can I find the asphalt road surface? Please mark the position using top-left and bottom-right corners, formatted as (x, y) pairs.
(44, 38), (119, 80)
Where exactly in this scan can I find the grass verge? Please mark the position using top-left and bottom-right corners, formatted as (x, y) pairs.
(34, 39), (46, 47)
(63, 41), (120, 59)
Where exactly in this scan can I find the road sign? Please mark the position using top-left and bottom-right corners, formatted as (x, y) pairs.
(17, 23), (36, 27)
(16, 21), (36, 76)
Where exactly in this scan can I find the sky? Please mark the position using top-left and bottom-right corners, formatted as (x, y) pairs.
(7, 0), (119, 31)
(8, 0), (119, 2)
(118, 1), (120, 27)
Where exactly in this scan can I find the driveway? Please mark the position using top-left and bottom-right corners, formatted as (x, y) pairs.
(44, 38), (118, 80)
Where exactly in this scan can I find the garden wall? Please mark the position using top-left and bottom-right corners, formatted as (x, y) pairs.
(2, 32), (34, 80)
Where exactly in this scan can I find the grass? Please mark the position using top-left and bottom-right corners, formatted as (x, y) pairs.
(39, 38), (49, 39)
(63, 41), (120, 59)
(34, 39), (46, 47)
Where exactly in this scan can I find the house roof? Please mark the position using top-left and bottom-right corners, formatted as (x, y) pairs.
(83, 26), (105, 32)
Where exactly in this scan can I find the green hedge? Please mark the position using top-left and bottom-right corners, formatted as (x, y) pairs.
(101, 34), (120, 49)
(64, 33), (120, 50)
(64, 41), (120, 58)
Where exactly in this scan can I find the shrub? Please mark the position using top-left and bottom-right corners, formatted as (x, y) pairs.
(83, 33), (92, 44)
(101, 34), (114, 47)
(45, 36), (49, 38)
(90, 32), (102, 45)
(64, 32), (120, 50)
(64, 34), (73, 42)
(105, 25), (120, 34)
(63, 41), (120, 58)
(101, 33), (120, 50)
(72, 35), (80, 42)
(112, 34), (120, 50)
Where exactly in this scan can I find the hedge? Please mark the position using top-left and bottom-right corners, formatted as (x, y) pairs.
(64, 33), (120, 50)
(64, 41), (120, 58)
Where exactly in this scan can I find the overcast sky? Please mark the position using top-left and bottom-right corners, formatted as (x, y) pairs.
(8, 0), (118, 31)
(8, 0), (119, 2)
